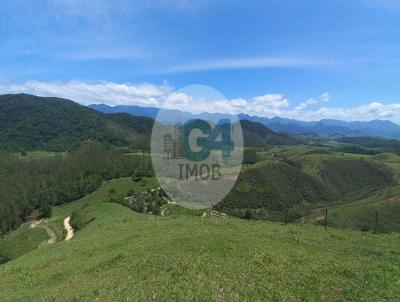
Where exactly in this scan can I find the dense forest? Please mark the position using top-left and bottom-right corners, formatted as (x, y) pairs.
(0, 141), (153, 235)
(337, 136), (400, 154)
(0, 94), (153, 151)
(240, 120), (300, 146)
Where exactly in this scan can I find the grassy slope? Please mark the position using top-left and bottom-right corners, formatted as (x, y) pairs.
(0, 225), (48, 263)
(302, 151), (400, 233)
(218, 145), (400, 232)
(0, 179), (400, 301)
(305, 184), (400, 233)
(0, 177), (157, 262)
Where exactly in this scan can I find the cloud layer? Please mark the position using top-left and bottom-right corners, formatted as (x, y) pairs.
(1, 80), (400, 123)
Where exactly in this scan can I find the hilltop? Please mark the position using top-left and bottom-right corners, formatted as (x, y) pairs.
(0, 94), (153, 151)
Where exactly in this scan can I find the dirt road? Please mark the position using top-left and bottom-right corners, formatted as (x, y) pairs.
(64, 217), (74, 241)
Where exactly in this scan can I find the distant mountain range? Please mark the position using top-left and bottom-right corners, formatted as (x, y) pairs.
(0, 94), (298, 151)
(89, 104), (400, 139)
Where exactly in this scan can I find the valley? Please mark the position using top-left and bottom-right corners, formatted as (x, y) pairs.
(1, 94), (400, 301)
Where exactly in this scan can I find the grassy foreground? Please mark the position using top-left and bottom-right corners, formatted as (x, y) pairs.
(0, 180), (400, 301)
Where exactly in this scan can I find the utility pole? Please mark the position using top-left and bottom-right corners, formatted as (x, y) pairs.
(324, 209), (328, 231)
(374, 211), (378, 234)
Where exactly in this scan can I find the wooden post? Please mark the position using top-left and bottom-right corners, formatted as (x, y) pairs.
(324, 208), (328, 231)
(208, 207), (211, 218)
(285, 209), (289, 224)
(374, 211), (378, 234)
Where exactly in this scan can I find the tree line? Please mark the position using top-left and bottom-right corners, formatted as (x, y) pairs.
(0, 141), (153, 235)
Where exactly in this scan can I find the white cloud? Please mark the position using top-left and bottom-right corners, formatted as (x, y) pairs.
(311, 102), (400, 121)
(0, 80), (172, 106)
(1, 80), (400, 123)
(293, 98), (317, 112)
(292, 93), (330, 112)
(168, 57), (329, 73)
(319, 92), (331, 103)
(163, 92), (193, 108)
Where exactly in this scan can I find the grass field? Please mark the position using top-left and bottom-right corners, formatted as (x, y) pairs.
(305, 185), (400, 233)
(2, 147), (400, 301)
(0, 224), (48, 263)
(0, 177), (400, 301)
(0, 176), (158, 263)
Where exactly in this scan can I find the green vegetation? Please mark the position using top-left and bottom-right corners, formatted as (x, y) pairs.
(0, 141), (153, 235)
(0, 94), (153, 152)
(219, 161), (332, 218)
(218, 145), (398, 228)
(338, 136), (400, 154)
(305, 185), (400, 233)
(0, 191), (399, 301)
(240, 120), (301, 147)
(2, 93), (400, 300)
(0, 224), (48, 262)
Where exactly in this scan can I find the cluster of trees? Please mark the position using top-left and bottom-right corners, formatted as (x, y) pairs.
(0, 141), (153, 235)
(337, 136), (400, 155)
(109, 184), (168, 216)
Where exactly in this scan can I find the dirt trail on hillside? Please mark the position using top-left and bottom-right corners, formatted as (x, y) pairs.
(64, 217), (74, 241)
(44, 226), (57, 244)
(30, 220), (57, 244)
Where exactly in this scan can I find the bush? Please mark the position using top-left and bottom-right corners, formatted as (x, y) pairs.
(0, 250), (9, 264)
(38, 205), (52, 219)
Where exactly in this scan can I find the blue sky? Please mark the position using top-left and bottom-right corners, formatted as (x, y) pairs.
(1, 0), (400, 121)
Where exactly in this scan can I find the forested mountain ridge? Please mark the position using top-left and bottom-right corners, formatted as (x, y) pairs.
(240, 120), (300, 146)
(90, 103), (400, 139)
(0, 94), (153, 151)
(0, 94), (300, 151)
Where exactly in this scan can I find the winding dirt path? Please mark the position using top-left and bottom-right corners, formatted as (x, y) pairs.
(30, 220), (56, 244)
(64, 217), (74, 241)
(44, 226), (57, 244)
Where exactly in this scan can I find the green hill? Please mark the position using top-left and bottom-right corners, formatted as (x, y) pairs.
(304, 184), (400, 233)
(240, 119), (300, 147)
(0, 177), (399, 301)
(218, 151), (397, 222)
(0, 94), (153, 151)
(218, 162), (333, 217)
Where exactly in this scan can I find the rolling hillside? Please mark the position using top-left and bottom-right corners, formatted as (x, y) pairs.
(218, 147), (397, 223)
(0, 177), (399, 301)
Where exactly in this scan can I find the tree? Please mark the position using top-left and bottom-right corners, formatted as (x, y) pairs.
(243, 149), (257, 165)
(38, 205), (52, 219)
